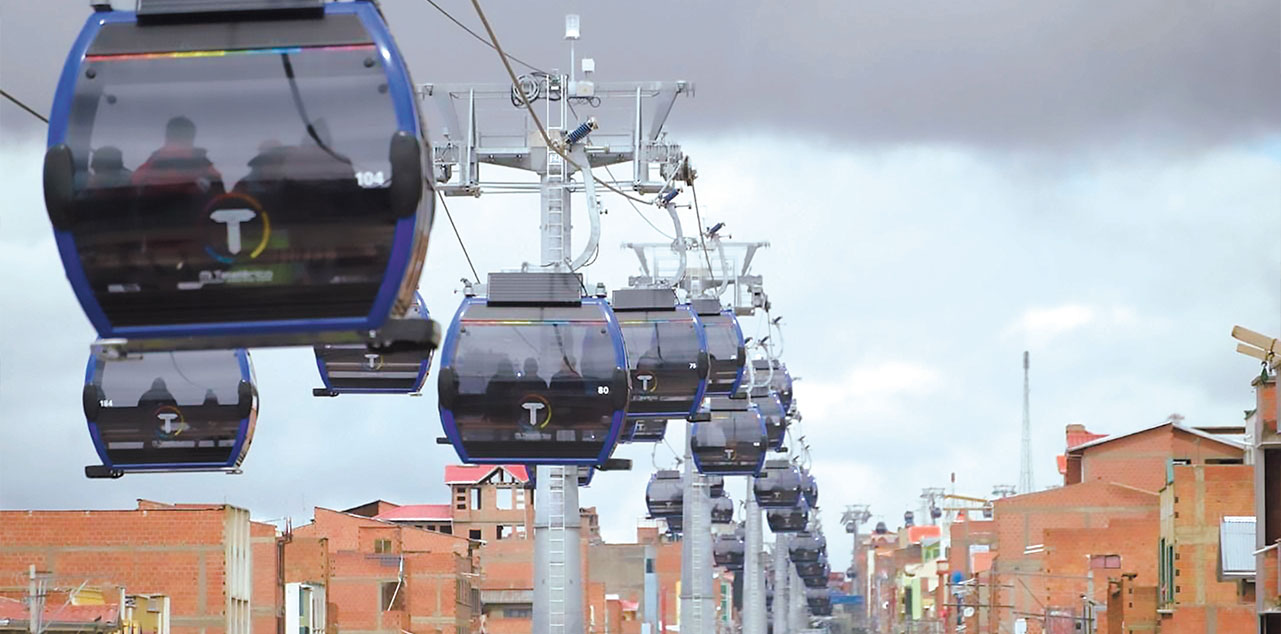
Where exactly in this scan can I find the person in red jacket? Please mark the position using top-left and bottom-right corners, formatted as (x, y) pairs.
(131, 116), (224, 195)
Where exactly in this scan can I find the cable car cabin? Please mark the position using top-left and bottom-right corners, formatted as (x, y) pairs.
(645, 469), (683, 519)
(614, 288), (709, 420)
(665, 514), (683, 536)
(747, 386), (787, 451)
(707, 474), (725, 499)
(798, 556), (830, 588)
(45, 0), (433, 345)
(753, 359), (793, 412)
(623, 417), (667, 443)
(711, 494), (734, 524)
(788, 532), (826, 563)
(82, 347), (257, 477)
(689, 397), (766, 476)
(437, 272), (630, 465)
(691, 299), (745, 396)
(806, 588), (832, 613)
(766, 498), (810, 533)
(754, 459), (803, 509)
(713, 533), (745, 570)
(578, 466), (595, 487)
(313, 294), (433, 395)
(801, 468), (818, 508)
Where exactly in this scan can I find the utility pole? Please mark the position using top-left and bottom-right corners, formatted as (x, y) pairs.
(681, 426), (713, 634)
(424, 14), (692, 634)
(1019, 351), (1034, 494)
(773, 537), (790, 634)
(743, 480), (767, 634)
(841, 504), (872, 628)
(26, 566), (47, 634)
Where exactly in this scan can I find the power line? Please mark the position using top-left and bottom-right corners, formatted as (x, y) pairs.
(437, 191), (481, 282)
(422, 0), (545, 74)
(1, 89), (49, 124)
(468, 0), (660, 208)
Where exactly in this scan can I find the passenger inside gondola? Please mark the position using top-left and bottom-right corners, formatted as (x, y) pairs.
(133, 116), (223, 194)
(89, 146), (132, 189)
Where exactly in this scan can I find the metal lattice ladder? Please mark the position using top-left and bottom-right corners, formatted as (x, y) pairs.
(547, 466), (568, 634)
(541, 74), (569, 267)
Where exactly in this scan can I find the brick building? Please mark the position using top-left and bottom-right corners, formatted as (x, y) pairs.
(291, 507), (476, 634)
(1157, 463), (1255, 633)
(1252, 375), (1280, 632)
(443, 465), (532, 543)
(1062, 420), (1245, 491)
(0, 501), (277, 634)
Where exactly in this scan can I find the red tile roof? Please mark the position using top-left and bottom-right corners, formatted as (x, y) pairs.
(907, 525), (942, 544)
(444, 464), (529, 484)
(374, 504), (453, 522)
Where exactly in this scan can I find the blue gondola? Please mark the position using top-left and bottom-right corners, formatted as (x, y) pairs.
(45, 0), (433, 346)
(645, 469), (683, 519)
(614, 289), (709, 443)
(313, 294), (434, 396)
(82, 347), (257, 477)
(691, 299), (745, 396)
(788, 532), (827, 563)
(798, 554), (830, 587)
(623, 418), (668, 443)
(713, 532), (745, 569)
(754, 459), (803, 509)
(711, 494), (735, 524)
(753, 359), (793, 412)
(806, 587), (833, 613)
(801, 468), (818, 508)
(690, 397), (767, 476)
(707, 474), (726, 498)
(747, 386), (787, 451)
(766, 496), (810, 533)
(666, 514), (683, 536)
(437, 272), (630, 465)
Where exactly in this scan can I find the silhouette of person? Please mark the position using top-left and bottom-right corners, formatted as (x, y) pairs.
(137, 377), (177, 407)
(88, 146), (133, 190)
(234, 140), (288, 207)
(483, 356), (517, 422)
(132, 116), (223, 193)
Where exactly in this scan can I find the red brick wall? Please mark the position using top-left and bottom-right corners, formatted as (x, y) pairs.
(283, 537), (330, 584)
(1073, 425), (1243, 492)
(0, 505), (267, 634)
(252, 521), (281, 634)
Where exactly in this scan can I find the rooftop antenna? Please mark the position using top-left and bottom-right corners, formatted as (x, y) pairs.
(1019, 351), (1034, 494)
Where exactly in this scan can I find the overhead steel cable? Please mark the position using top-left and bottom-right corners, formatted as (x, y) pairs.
(1, 88), (49, 124)
(436, 192), (481, 282)
(422, 0), (546, 74)
(468, 0), (662, 208)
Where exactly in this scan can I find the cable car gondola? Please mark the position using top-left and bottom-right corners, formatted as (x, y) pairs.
(754, 459), (803, 509)
(665, 514), (683, 536)
(645, 469), (683, 519)
(690, 397), (766, 476)
(747, 386), (787, 451)
(623, 418), (668, 443)
(798, 555), (830, 588)
(753, 359), (793, 412)
(707, 474), (726, 499)
(46, 0), (434, 347)
(313, 294), (434, 396)
(711, 494), (735, 524)
(788, 532), (827, 563)
(614, 289), (709, 435)
(437, 272), (630, 465)
(691, 299), (745, 396)
(713, 533), (745, 570)
(83, 347), (257, 477)
(801, 468), (818, 508)
(806, 587), (832, 613)
(766, 497), (810, 533)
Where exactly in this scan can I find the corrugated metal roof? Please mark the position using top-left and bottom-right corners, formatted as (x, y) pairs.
(444, 464), (530, 484)
(1220, 516), (1256, 579)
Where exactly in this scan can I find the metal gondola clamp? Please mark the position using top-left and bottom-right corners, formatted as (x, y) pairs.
(425, 12), (694, 634)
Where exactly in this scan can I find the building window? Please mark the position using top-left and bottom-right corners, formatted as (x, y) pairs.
(516, 489), (526, 510)
(440, 525), (453, 535)
(497, 525), (506, 540)
(497, 487), (514, 510)
(514, 525), (526, 539)
(1090, 554), (1121, 569)
(470, 529), (483, 541)
(456, 487), (468, 510)
(381, 582), (404, 612)
(374, 538), (392, 554)
(503, 607), (532, 618)
(471, 487), (482, 510)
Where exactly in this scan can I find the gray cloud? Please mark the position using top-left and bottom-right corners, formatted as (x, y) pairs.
(3, 1), (1278, 151)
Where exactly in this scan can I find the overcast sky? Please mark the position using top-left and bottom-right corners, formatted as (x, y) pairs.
(1, 0), (1278, 576)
